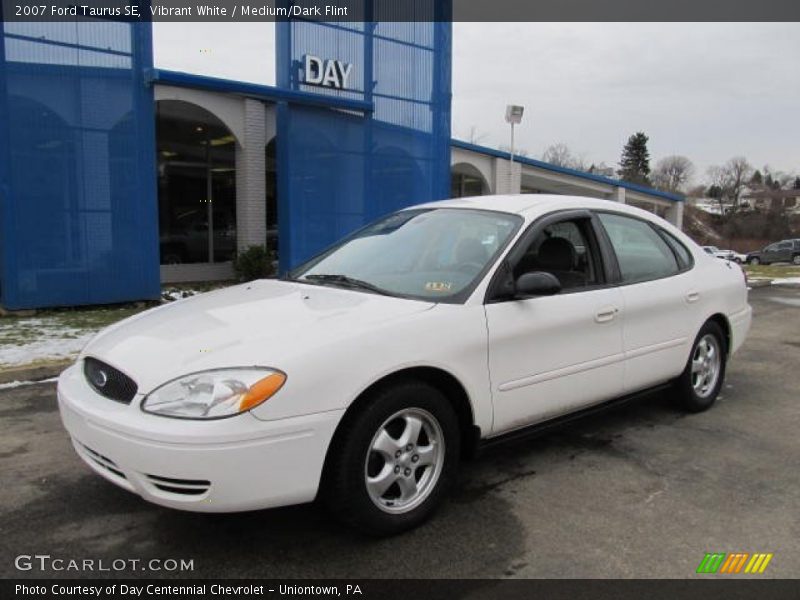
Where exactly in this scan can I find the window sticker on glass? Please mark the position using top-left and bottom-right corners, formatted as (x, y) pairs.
(425, 282), (453, 293)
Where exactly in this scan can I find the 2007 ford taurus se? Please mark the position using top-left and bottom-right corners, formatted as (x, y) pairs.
(58, 195), (751, 534)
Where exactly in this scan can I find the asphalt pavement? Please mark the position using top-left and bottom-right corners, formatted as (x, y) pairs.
(1, 285), (798, 579)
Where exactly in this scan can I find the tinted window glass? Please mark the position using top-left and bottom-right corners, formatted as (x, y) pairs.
(293, 209), (521, 301)
(660, 230), (693, 269)
(513, 219), (600, 290)
(598, 213), (679, 283)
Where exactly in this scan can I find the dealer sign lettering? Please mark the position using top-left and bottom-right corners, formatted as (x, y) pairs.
(304, 55), (354, 90)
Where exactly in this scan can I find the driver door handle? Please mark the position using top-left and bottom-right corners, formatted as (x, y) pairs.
(595, 307), (619, 323)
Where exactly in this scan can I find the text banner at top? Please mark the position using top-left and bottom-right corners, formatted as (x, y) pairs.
(2, 0), (800, 22)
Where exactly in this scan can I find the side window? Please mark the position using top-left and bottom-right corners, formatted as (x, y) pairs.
(513, 219), (600, 291)
(598, 213), (679, 284)
(778, 242), (792, 250)
(659, 229), (693, 270)
(765, 244), (779, 252)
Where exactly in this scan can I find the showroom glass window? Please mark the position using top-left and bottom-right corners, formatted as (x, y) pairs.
(156, 101), (236, 265)
(598, 213), (679, 283)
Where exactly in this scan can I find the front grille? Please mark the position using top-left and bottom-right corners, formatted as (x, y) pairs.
(84, 357), (137, 404)
(145, 474), (210, 496)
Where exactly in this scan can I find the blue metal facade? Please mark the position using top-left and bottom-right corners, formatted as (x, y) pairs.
(0, 21), (159, 309)
(276, 7), (452, 270)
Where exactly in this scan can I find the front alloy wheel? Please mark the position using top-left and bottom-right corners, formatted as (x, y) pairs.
(365, 408), (445, 514)
(323, 381), (459, 535)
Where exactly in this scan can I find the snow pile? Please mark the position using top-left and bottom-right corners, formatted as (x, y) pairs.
(0, 316), (97, 367)
(161, 288), (203, 302)
(771, 277), (800, 285)
(0, 331), (94, 367)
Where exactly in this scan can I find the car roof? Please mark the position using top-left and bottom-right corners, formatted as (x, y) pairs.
(412, 194), (677, 224)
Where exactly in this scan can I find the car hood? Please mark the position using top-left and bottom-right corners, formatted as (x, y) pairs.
(81, 279), (435, 394)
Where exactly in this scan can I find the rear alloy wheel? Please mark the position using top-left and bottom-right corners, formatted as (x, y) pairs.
(793, 255), (800, 266)
(675, 321), (727, 412)
(323, 381), (459, 535)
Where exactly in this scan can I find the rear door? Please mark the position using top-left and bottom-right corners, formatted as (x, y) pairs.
(595, 212), (699, 393)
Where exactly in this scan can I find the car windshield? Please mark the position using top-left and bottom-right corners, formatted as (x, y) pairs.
(291, 208), (522, 301)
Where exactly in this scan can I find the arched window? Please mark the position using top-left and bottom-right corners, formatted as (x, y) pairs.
(156, 100), (237, 264)
(451, 163), (489, 198)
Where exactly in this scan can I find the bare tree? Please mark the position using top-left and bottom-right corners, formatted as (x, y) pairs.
(651, 155), (695, 193)
(588, 162), (615, 177)
(706, 157), (753, 214)
(725, 156), (753, 210)
(706, 165), (732, 215)
(541, 143), (575, 168)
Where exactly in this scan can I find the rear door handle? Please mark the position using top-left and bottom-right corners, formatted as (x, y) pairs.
(595, 307), (619, 323)
(686, 291), (700, 303)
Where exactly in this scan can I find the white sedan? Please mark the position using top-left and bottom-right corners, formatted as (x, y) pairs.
(58, 195), (752, 534)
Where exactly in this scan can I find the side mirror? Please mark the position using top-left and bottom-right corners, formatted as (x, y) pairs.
(515, 271), (561, 297)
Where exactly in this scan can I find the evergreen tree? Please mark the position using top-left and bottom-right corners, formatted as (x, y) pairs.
(750, 170), (763, 186)
(793, 176), (800, 190)
(617, 132), (651, 185)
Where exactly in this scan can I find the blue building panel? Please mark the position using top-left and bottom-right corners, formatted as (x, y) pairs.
(0, 22), (159, 309)
(277, 3), (452, 270)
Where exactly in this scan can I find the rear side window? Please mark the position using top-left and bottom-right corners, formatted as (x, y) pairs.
(598, 213), (679, 284)
(659, 229), (693, 270)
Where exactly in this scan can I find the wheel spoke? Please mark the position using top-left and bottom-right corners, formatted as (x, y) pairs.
(397, 415), (423, 448)
(372, 429), (400, 459)
(692, 357), (704, 374)
(366, 463), (398, 498)
(396, 474), (419, 501)
(415, 444), (436, 467)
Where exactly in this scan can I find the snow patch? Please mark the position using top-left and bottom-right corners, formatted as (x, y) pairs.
(0, 377), (58, 390)
(0, 332), (94, 367)
(161, 288), (203, 302)
(771, 277), (800, 285)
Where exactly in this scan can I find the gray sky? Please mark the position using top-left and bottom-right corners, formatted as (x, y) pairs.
(153, 22), (800, 182)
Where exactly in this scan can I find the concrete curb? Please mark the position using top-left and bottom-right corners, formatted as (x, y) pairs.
(0, 360), (72, 385)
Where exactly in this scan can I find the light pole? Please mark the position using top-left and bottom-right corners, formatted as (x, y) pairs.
(505, 105), (524, 192)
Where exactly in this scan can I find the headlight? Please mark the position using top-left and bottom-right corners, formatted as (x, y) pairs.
(141, 368), (286, 419)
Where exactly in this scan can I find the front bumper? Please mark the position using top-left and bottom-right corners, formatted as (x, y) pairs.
(57, 363), (343, 512)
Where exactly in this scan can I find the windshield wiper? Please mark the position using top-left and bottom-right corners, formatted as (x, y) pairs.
(302, 274), (394, 296)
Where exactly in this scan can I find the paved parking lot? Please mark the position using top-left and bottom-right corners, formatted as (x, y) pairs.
(1, 285), (798, 579)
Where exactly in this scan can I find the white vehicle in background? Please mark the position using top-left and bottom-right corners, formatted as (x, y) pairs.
(58, 195), (752, 535)
(702, 246), (745, 264)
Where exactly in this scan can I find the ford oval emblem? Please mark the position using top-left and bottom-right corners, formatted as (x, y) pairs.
(92, 369), (108, 388)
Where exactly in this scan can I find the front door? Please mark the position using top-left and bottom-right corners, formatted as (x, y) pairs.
(485, 213), (625, 434)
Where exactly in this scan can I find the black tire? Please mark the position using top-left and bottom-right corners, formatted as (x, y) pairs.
(674, 321), (728, 413)
(748, 257), (760, 265)
(322, 380), (460, 535)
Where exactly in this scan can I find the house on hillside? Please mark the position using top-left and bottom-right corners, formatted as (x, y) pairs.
(743, 189), (800, 213)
